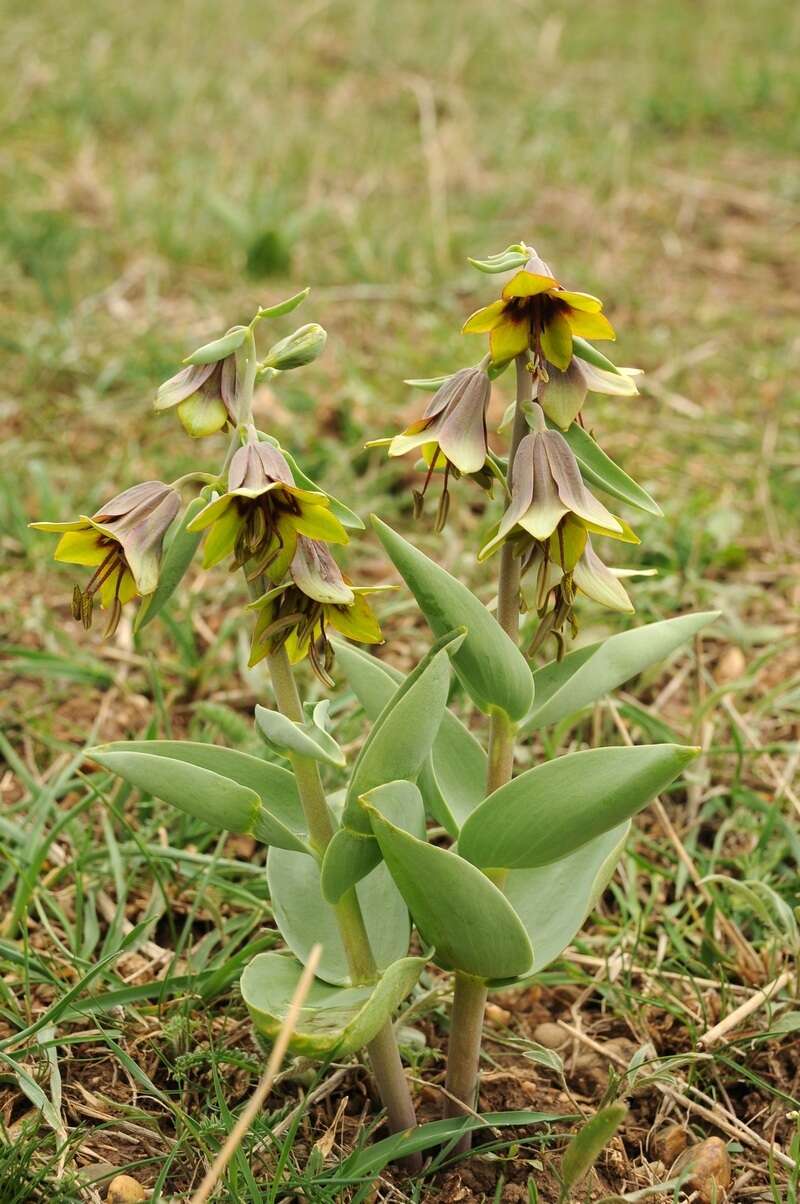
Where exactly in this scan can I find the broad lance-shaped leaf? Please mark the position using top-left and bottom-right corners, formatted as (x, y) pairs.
(184, 325), (247, 365)
(372, 517), (533, 722)
(459, 744), (698, 871)
(242, 952), (425, 1057)
(524, 611), (720, 731)
(268, 843), (411, 986)
(320, 632), (461, 903)
(333, 639), (487, 835)
(489, 823), (630, 989)
(366, 804), (533, 980)
(89, 741), (311, 854)
(557, 420), (662, 517)
(255, 702), (345, 768)
(134, 494), (206, 633)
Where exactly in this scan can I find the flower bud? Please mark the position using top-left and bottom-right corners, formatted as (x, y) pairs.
(263, 323), (327, 371)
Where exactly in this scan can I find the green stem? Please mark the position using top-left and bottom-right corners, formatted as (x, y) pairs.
(266, 645), (420, 1165)
(443, 352), (532, 1150)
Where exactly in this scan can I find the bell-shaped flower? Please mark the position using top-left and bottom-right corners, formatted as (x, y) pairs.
(248, 537), (389, 685)
(479, 413), (629, 561)
(538, 354), (641, 429)
(463, 248), (615, 369)
(31, 482), (180, 636)
(187, 439), (347, 581)
(388, 367), (491, 476)
(155, 341), (240, 438)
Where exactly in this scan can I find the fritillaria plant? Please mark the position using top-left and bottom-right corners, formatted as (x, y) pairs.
(33, 249), (715, 1169)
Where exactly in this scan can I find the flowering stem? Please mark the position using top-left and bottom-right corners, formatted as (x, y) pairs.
(265, 645), (421, 1166)
(443, 352), (531, 1149)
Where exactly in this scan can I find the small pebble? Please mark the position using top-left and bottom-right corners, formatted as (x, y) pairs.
(107, 1175), (148, 1204)
(485, 1003), (512, 1026)
(533, 1022), (568, 1049)
(673, 1137), (732, 1202)
(652, 1122), (688, 1166)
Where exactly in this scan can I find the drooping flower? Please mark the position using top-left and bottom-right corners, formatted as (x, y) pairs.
(31, 482), (180, 636)
(187, 439), (347, 581)
(521, 514), (634, 656)
(155, 356), (238, 438)
(248, 537), (388, 685)
(463, 249), (615, 370)
(479, 411), (630, 562)
(538, 354), (641, 429)
(381, 366), (493, 529)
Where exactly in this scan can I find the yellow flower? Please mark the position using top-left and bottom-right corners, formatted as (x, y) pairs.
(31, 481), (180, 636)
(248, 537), (389, 686)
(463, 248), (615, 370)
(187, 440), (347, 581)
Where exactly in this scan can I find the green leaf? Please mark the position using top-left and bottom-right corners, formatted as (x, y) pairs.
(255, 703), (345, 768)
(459, 745), (698, 871)
(560, 1103), (627, 1191)
(268, 847), (410, 986)
(572, 336), (625, 375)
(366, 806), (533, 979)
(320, 781), (426, 905)
(343, 630), (462, 826)
(241, 952), (425, 1057)
(403, 374), (450, 392)
(184, 326), (247, 365)
(333, 640), (487, 835)
(134, 494), (206, 633)
(89, 741), (310, 853)
(558, 421), (662, 517)
(524, 612), (721, 730)
(468, 245), (529, 274)
(256, 287), (310, 319)
(491, 824), (630, 987)
(372, 518), (533, 721)
(259, 434), (364, 529)
(339, 1110), (570, 1179)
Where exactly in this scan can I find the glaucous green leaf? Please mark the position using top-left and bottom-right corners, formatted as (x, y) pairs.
(468, 245), (529, 274)
(372, 518), (533, 721)
(366, 806), (533, 980)
(268, 847), (410, 986)
(184, 326), (247, 365)
(89, 740), (309, 853)
(256, 288), (309, 319)
(241, 951), (425, 1057)
(572, 336), (624, 375)
(255, 704), (345, 768)
(333, 640), (487, 835)
(134, 495), (206, 633)
(459, 745), (698, 870)
(489, 823), (630, 988)
(559, 421), (662, 517)
(561, 1103), (628, 1191)
(524, 612), (720, 731)
(320, 781), (426, 904)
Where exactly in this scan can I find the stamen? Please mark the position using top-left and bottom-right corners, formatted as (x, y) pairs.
(72, 585), (83, 621)
(80, 591), (93, 630)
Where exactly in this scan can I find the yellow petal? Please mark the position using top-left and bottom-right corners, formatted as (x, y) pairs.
(293, 505), (349, 545)
(177, 394), (229, 438)
(501, 270), (558, 299)
(540, 311), (573, 371)
(98, 566), (138, 608)
(53, 529), (107, 567)
(462, 299), (507, 334)
(553, 289), (603, 313)
(583, 515), (639, 544)
(489, 314), (531, 364)
(566, 308), (616, 342)
(202, 506), (242, 568)
(285, 627), (311, 664)
(326, 594), (383, 644)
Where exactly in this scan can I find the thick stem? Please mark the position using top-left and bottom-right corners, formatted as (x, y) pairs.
(266, 645), (420, 1167)
(444, 353), (532, 1152)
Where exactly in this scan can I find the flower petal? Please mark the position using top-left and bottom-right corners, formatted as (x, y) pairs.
(553, 289), (603, 313)
(388, 424), (436, 459)
(202, 506), (242, 568)
(291, 537), (354, 605)
(31, 518), (93, 535)
(538, 359), (587, 429)
(501, 269), (558, 299)
(187, 494), (233, 533)
(573, 542), (634, 612)
(462, 299), (507, 334)
(543, 429), (622, 534)
(518, 434), (568, 539)
(436, 371), (490, 474)
(293, 504), (349, 545)
(177, 394), (230, 438)
(326, 593), (383, 644)
(565, 308), (616, 342)
(98, 566), (139, 609)
(154, 363), (215, 411)
(53, 528), (107, 566)
(540, 311), (573, 371)
(489, 314), (530, 364)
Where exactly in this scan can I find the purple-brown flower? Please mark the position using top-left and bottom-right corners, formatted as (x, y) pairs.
(31, 482), (180, 636)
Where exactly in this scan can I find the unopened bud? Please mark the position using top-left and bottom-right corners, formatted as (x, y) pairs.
(263, 323), (327, 371)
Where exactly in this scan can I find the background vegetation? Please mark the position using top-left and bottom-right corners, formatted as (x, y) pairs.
(1, 1), (798, 1199)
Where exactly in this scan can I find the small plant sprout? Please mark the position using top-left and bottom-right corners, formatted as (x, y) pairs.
(33, 250), (717, 1174)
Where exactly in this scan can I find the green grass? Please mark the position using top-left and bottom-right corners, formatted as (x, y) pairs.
(2, 0), (799, 1199)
